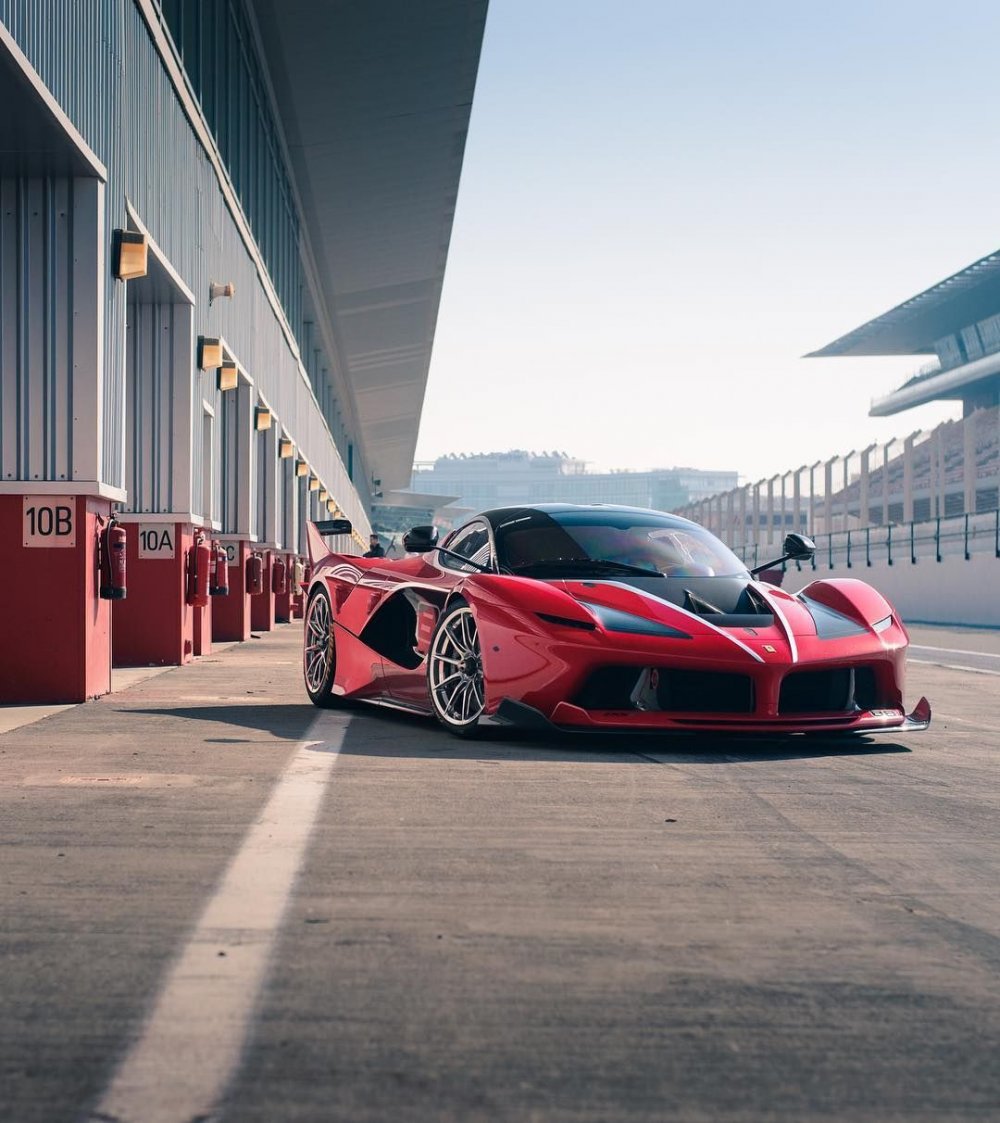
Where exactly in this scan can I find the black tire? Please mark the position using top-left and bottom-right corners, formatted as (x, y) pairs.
(303, 587), (341, 708)
(427, 599), (485, 738)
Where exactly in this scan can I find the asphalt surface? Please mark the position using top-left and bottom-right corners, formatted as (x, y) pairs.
(1, 621), (998, 1122)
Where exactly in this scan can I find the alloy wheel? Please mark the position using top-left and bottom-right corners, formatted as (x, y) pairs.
(428, 604), (485, 731)
(304, 589), (334, 700)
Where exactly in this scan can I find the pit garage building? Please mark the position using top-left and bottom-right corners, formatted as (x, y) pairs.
(0, 0), (487, 702)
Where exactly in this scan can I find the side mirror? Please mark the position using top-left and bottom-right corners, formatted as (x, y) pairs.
(782, 533), (816, 560)
(402, 525), (439, 553)
(749, 532), (816, 577)
(315, 518), (353, 536)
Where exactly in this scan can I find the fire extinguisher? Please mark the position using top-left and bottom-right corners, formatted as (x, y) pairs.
(187, 531), (212, 607)
(210, 542), (230, 596)
(271, 556), (287, 595)
(99, 516), (127, 600)
(246, 551), (264, 596)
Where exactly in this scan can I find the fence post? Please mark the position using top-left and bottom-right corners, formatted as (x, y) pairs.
(828, 533), (834, 570)
(887, 522), (893, 566)
(964, 513), (970, 561)
(910, 521), (917, 565)
(846, 529), (852, 568)
(935, 516), (942, 563)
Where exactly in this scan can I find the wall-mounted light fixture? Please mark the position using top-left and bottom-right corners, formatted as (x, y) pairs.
(295, 459), (308, 477)
(254, 406), (272, 432)
(318, 489), (328, 502)
(308, 476), (320, 491)
(218, 361), (239, 391)
(278, 437), (294, 459)
(209, 281), (236, 304)
(326, 499), (336, 513)
(114, 230), (148, 281)
(199, 337), (223, 370)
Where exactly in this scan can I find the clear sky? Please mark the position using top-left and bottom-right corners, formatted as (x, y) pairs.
(416, 0), (1000, 485)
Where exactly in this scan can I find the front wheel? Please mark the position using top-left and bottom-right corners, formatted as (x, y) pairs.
(427, 600), (486, 737)
(303, 587), (341, 707)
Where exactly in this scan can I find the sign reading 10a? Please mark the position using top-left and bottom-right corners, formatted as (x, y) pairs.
(23, 496), (76, 547)
(138, 524), (176, 559)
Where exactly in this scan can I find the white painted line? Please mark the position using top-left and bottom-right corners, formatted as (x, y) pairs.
(935, 712), (1000, 733)
(90, 712), (346, 1123)
(910, 644), (1000, 659)
(910, 659), (1000, 677)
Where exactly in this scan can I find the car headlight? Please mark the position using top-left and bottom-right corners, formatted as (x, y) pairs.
(872, 614), (893, 634)
(579, 602), (690, 638)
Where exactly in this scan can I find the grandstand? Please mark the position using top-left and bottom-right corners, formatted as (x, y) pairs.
(830, 406), (999, 523)
(673, 405), (999, 544)
(808, 247), (1000, 418)
(671, 247), (1000, 624)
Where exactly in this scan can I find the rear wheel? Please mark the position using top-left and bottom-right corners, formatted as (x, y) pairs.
(303, 587), (341, 707)
(427, 600), (485, 737)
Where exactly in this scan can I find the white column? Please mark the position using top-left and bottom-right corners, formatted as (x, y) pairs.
(903, 432), (918, 523)
(963, 411), (976, 515)
(824, 457), (837, 535)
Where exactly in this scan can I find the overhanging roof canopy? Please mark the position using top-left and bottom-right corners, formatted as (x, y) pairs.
(808, 248), (1000, 358)
(380, 489), (460, 510)
(251, 0), (488, 491)
(0, 22), (106, 178)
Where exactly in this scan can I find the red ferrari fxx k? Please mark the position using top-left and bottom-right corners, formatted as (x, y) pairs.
(303, 504), (930, 739)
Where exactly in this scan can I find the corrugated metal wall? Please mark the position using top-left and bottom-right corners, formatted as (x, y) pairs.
(219, 383), (255, 536)
(125, 299), (193, 512)
(119, 0), (365, 534)
(1, 0), (369, 541)
(0, 0), (129, 490)
(155, 0), (303, 347)
(281, 456), (296, 551)
(255, 423), (275, 545)
(0, 176), (73, 482)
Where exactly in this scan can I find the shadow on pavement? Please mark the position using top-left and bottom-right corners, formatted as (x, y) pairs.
(124, 700), (915, 763)
(331, 704), (914, 765)
(126, 704), (320, 743)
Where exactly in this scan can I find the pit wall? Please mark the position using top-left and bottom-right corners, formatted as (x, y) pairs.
(782, 553), (1000, 629)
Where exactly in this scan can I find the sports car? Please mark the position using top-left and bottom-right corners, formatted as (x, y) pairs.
(302, 504), (930, 738)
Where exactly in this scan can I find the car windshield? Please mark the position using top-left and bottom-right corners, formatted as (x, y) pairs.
(494, 509), (748, 578)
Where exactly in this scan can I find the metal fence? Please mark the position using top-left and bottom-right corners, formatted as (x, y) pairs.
(673, 406), (1000, 563)
(735, 508), (1000, 574)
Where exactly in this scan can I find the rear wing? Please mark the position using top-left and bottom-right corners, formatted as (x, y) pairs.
(306, 518), (353, 565)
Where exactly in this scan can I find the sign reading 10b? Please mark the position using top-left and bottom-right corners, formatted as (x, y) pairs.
(23, 496), (76, 547)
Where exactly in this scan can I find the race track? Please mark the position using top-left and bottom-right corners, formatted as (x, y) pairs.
(1, 623), (997, 1122)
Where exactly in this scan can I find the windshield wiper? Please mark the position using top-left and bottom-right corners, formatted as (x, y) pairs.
(510, 558), (663, 578)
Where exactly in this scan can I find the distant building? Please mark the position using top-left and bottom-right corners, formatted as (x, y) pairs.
(408, 451), (738, 520)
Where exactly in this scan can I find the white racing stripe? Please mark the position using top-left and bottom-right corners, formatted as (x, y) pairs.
(90, 712), (346, 1123)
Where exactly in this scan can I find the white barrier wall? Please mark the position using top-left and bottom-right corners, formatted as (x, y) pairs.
(782, 554), (1000, 628)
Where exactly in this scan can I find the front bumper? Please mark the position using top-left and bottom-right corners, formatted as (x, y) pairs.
(494, 695), (932, 735)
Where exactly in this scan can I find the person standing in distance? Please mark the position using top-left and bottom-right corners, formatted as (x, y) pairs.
(363, 533), (385, 558)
